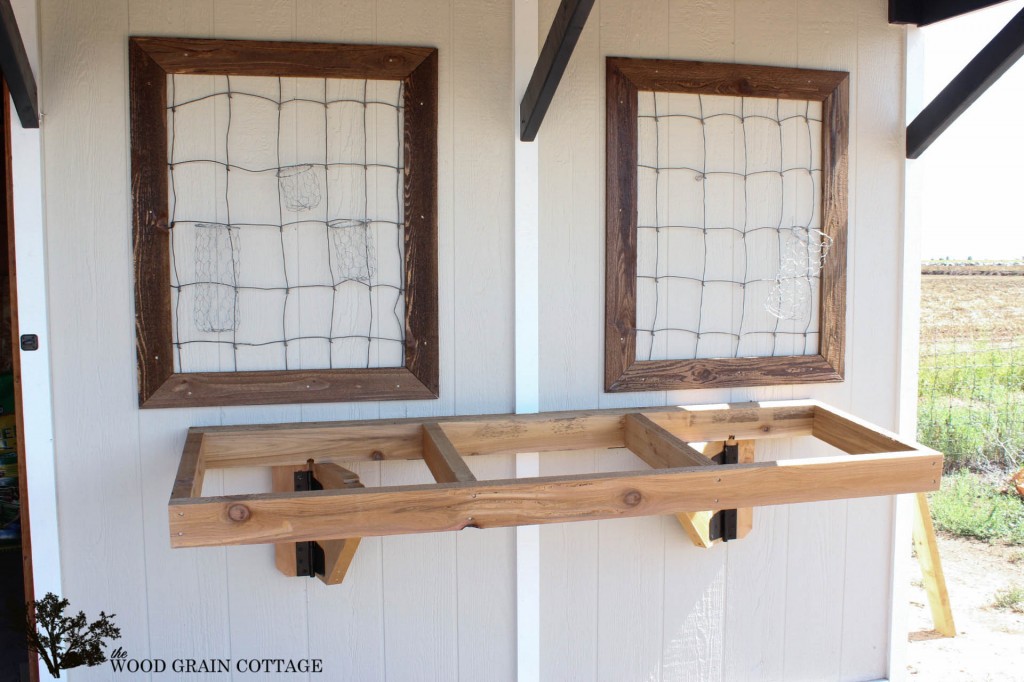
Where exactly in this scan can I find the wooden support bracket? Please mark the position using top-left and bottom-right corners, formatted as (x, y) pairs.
(169, 400), (942, 585)
(681, 440), (757, 547)
(273, 462), (365, 585)
(624, 414), (723, 546)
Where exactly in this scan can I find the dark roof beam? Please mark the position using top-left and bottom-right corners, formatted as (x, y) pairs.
(519, 0), (595, 142)
(0, 0), (38, 129)
(890, 0), (1013, 27)
(906, 5), (1024, 158)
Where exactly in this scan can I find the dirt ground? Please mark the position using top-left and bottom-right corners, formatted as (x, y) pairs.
(921, 264), (1024, 277)
(920, 275), (1024, 342)
(906, 533), (1024, 681)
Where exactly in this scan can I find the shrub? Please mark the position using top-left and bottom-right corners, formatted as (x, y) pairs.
(992, 585), (1024, 613)
(929, 471), (1024, 545)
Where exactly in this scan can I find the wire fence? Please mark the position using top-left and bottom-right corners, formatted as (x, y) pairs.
(919, 325), (1024, 473)
(634, 91), (827, 362)
(167, 74), (406, 375)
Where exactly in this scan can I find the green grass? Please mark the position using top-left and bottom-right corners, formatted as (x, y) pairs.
(918, 343), (1024, 471)
(929, 471), (1024, 545)
(992, 585), (1024, 613)
(919, 345), (1024, 394)
(919, 342), (1024, 544)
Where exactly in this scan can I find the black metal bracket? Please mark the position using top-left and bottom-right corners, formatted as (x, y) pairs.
(0, 0), (39, 128)
(708, 510), (737, 542)
(906, 4), (1024, 158)
(519, 0), (595, 142)
(889, 0), (1011, 26)
(294, 470), (325, 578)
(708, 442), (738, 542)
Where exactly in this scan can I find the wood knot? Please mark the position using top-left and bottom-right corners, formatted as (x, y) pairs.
(227, 504), (251, 522)
(623, 490), (643, 507)
(371, 450), (385, 461)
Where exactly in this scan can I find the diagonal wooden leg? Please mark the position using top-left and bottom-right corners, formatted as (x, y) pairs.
(676, 510), (717, 548)
(913, 491), (955, 637)
(310, 463), (365, 586)
(316, 537), (363, 585)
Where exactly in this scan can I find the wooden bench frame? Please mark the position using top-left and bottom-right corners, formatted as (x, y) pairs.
(169, 400), (941, 584)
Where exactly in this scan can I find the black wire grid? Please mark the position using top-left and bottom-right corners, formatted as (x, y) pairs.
(166, 74), (406, 374)
(635, 91), (831, 362)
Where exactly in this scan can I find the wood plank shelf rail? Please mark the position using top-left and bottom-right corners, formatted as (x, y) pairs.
(169, 400), (942, 585)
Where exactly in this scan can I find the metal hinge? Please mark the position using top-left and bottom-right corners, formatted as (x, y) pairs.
(294, 470), (325, 578)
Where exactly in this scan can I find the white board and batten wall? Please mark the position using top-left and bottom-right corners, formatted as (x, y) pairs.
(537, 2), (907, 681)
(33, 0), (908, 680)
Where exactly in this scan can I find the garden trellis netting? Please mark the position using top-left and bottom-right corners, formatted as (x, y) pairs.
(635, 91), (831, 363)
(167, 74), (407, 374)
(130, 38), (439, 408)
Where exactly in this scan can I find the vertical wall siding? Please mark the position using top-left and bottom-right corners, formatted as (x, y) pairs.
(40, 0), (514, 680)
(538, 1), (905, 682)
(37, 0), (904, 680)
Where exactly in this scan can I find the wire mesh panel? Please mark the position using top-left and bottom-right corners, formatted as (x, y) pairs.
(635, 91), (827, 362)
(604, 58), (847, 393)
(131, 38), (437, 408)
(167, 74), (405, 374)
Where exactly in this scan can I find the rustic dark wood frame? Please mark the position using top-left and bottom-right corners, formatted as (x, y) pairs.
(130, 37), (439, 408)
(605, 57), (849, 392)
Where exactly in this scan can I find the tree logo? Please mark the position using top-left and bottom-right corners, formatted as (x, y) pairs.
(10, 592), (121, 678)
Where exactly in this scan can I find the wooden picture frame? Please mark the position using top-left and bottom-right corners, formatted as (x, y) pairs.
(130, 37), (438, 408)
(605, 57), (849, 392)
